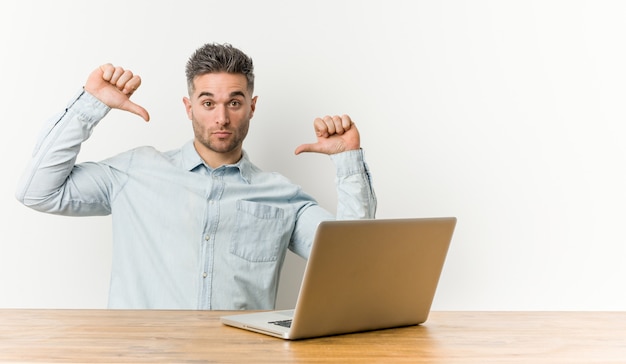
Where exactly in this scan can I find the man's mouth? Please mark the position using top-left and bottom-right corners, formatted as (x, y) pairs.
(213, 131), (231, 138)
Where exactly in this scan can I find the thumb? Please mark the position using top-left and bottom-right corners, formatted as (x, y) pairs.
(123, 100), (150, 122)
(294, 143), (320, 155)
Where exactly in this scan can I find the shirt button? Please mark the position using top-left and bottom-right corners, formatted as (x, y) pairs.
(204, 234), (210, 241)
(202, 272), (208, 278)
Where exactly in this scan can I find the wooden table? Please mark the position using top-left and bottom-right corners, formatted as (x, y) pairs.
(0, 310), (624, 363)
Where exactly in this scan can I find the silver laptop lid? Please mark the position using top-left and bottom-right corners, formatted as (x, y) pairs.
(287, 217), (456, 339)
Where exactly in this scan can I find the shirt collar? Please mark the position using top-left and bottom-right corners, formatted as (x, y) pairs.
(181, 140), (253, 183)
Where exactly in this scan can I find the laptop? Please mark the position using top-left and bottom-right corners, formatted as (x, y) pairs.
(220, 217), (456, 340)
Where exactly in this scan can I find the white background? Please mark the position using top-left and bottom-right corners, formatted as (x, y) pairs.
(1, 0), (625, 310)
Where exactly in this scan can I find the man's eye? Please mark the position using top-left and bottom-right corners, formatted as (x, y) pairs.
(203, 101), (213, 108)
(229, 100), (241, 107)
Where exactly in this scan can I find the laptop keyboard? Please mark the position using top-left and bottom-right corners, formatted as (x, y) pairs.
(269, 319), (292, 328)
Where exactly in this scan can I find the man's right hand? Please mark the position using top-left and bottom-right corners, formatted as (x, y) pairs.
(84, 63), (150, 121)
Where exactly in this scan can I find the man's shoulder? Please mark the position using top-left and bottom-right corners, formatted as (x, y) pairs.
(103, 145), (183, 167)
(113, 145), (169, 158)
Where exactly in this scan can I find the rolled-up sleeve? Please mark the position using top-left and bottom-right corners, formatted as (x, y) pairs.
(15, 90), (113, 216)
(330, 148), (377, 220)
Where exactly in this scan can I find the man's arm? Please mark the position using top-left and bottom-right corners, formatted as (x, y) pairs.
(15, 91), (112, 215)
(330, 148), (377, 219)
(289, 114), (377, 258)
(15, 64), (149, 215)
(295, 113), (376, 219)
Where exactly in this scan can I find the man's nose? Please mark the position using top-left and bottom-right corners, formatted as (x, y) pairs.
(215, 105), (230, 126)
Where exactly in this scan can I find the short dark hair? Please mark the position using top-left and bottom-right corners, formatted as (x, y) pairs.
(185, 43), (255, 95)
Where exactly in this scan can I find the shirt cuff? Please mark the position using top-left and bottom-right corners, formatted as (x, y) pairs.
(66, 88), (111, 124)
(330, 149), (368, 177)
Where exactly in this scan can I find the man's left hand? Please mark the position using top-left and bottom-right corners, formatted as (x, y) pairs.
(294, 114), (360, 155)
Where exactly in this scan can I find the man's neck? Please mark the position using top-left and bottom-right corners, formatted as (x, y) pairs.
(193, 141), (243, 169)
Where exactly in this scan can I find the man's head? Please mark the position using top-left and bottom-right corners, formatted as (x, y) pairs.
(185, 43), (255, 96)
(183, 43), (258, 168)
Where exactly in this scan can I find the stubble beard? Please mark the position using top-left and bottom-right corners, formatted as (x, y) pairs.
(193, 117), (249, 155)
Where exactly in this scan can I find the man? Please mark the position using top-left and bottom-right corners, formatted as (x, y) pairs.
(16, 43), (376, 310)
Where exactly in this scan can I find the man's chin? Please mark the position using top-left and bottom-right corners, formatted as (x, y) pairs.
(208, 142), (240, 155)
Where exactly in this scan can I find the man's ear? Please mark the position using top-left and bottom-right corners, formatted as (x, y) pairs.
(249, 96), (258, 118)
(182, 97), (193, 120)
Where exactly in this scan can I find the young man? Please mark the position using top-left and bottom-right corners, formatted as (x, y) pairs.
(16, 43), (376, 310)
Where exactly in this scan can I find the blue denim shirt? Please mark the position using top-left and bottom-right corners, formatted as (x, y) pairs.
(16, 90), (377, 310)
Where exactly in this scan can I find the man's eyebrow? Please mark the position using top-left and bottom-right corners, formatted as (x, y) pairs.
(197, 91), (214, 99)
(229, 91), (246, 98)
(197, 91), (246, 99)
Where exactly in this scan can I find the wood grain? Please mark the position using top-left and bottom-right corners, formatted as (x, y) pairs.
(0, 310), (624, 363)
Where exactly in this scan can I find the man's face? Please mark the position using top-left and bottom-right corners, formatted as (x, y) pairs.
(183, 72), (257, 167)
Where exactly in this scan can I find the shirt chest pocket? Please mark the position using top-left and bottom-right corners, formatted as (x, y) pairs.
(230, 200), (293, 262)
